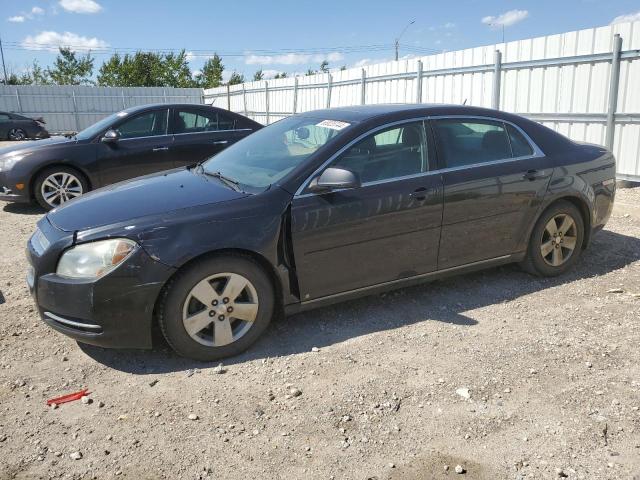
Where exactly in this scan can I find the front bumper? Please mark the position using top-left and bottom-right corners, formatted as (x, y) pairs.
(27, 220), (176, 349)
(0, 170), (30, 203)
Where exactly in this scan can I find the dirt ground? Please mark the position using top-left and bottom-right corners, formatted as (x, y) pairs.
(0, 151), (639, 479)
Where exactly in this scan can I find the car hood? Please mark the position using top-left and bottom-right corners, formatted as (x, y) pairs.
(47, 168), (250, 232)
(0, 136), (74, 156)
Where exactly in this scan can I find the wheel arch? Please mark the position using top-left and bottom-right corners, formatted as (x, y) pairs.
(29, 162), (93, 200)
(536, 194), (593, 249)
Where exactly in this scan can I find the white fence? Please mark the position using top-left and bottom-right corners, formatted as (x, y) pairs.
(0, 85), (203, 134)
(205, 21), (640, 182)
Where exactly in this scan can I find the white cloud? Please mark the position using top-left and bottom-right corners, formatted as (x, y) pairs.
(482, 9), (529, 28)
(443, 22), (455, 28)
(8, 15), (26, 22)
(245, 51), (344, 66)
(22, 31), (109, 52)
(59, 0), (102, 14)
(611, 11), (640, 24)
(31, 6), (45, 15)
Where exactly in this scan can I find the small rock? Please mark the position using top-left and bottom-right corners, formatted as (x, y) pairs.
(148, 379), (158, 387)
(456, 387), (471, 400)
(504, 388), (511, 394)
(607, 288), (624, 294)
(341, 415), (352, 422)
(97, 401), (105, 408)
(188, 413), (199, 421)
(212, 363), (226, 374)
(311, 347), (320, 352)
(80, 396), (92, 405)
(388, 463), (395, 468)
(289, 387), (302, 397)
(444, 465), (449, 471)
(556, 468), (568, 478)
(69, 451), (82, 460)
(154, 411), (161, 417)
(455, 464), (465, 474)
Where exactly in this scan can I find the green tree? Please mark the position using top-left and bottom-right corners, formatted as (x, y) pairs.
(195, 54), (224, 88)
(47, 48), (94, 85)
(274, 72), (287, 79)
(253, 70), (264, 81)
(305, 69), (316, 76)
(227, 72), (244, 85)
(97, 51), (198, 87)
(319, 60), (329, 73)
(340, 65), (347, 71)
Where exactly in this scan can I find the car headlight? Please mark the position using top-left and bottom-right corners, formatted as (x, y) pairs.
(0, 154), (24, 172)
(56, 238), (138, 279)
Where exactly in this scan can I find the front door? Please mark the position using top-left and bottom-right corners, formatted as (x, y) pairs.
(97, 108), (174, 185)
(431, 118), (553, 269)
(291, 120), (443, 301)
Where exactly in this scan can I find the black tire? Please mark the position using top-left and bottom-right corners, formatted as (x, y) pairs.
(33, 166), (89, 211)
(157, 255), (275, 361)
(8, 128), (27, 141)
(521, 200), (585, 277)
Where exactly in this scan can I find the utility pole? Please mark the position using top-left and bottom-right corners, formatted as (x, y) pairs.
(394, 20), (415, 61)
(0, 34), (7, 84)
(490, 22), (505, 44)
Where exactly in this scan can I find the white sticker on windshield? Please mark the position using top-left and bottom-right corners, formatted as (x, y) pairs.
(116, 111), (129, 117)
(316, 120), (350, 131)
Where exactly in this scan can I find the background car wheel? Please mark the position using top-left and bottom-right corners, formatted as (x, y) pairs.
(521, 200), (585, 277)
(158, 255), (275, 361)
(8, 128), (27, 141)
(33, 167), (89, 211)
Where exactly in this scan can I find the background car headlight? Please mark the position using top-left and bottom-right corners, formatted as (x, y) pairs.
(56, 238), (138, 279)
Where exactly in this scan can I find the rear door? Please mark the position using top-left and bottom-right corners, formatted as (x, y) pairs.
(170, 107), (251, 167)
(431, 117), (553, 269)
(97, 108), (174, 185)
(291, 120), (443, 300)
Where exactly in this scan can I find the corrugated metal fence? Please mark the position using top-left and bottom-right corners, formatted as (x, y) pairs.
(0, 85), (203, 134)
(204, 21), (640, 182)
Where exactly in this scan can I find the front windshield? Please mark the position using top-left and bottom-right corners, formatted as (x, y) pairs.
(75, 112), (123, 140)
(202, 116), (351, 190)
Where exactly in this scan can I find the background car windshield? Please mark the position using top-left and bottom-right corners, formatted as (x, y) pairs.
(202, 116), (348, 189)
(75, 113), (121, 140)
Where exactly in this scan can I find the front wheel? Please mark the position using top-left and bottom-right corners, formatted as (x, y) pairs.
(521, 200), (585, 277)
(8, 128), (27, 141)
(158, 256), (275, 361)
(33, 167), (89, 211)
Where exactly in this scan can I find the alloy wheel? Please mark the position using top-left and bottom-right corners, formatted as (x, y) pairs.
(40, 172), (84, 208)
(8, 128), (26, 141)
(182, 272), (259, 347)
(540, 213), (578, 267)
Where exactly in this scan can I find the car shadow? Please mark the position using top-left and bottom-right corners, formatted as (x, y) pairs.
(2, 202), (45, 216)
(78, 229), (640, 374)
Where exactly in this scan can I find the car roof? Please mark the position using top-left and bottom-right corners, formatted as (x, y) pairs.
(119, 103), (231, 114)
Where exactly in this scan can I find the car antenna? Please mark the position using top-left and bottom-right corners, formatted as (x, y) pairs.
(462, 99), (468, 105)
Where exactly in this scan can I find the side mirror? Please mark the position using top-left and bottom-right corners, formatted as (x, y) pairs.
(308, 167), (360, 193)
(101, 129), (120, 144)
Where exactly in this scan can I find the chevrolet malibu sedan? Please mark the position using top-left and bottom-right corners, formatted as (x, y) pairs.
(26, 104), (616, 361)
(0, 104), (261, 210)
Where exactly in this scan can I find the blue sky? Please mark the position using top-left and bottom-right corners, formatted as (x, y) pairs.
(2, 0), (640, 80)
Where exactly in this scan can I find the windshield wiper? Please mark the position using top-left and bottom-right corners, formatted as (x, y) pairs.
(198, 166), (243, 192)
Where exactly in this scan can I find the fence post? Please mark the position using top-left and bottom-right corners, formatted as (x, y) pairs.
(293, 77), (298, 114)
(265, 81), (270, 125)
(242, 84), (247, 116)
(121, 89), (126, 109)
(605, 33), (623, 151)
(163, 88), (167, 104)
(491, 50), (502, 110)
(71, 88), (80, 132)
(326, 73), (332, 108)
(14, 87), (23, 113)
(415, 60), (423, 103)
(226, 84), (231, 111)
(360, 68), (366, 105)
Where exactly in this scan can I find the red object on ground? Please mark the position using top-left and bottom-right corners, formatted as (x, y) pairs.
(46, 389), (90, 406)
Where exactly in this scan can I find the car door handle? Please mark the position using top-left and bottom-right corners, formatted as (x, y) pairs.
(523, 169), (543, 181)
(212, 140), (229, 145)
(152, 147), (169, 152)
(409, 187), (434, 201)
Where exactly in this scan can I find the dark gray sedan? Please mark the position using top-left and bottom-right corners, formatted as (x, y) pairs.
(0, 111), (49, 141)
(0, 104), (261, 210)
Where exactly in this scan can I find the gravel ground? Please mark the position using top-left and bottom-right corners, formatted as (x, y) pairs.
(0, 163), (639, 479)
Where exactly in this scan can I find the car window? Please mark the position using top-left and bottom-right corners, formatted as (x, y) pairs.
(332, 121), (427, 184)
(0, 114), (10, 122)
(116, 110), (168, 139)
(174, 109), (236, 134)
(432, 119), (512, 168)
(506, 123), (534, 157)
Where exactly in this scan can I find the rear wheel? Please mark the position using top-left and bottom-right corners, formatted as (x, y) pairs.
(158, 256), (275, 361)
(521, 200), (584, 277)
(8, 128), (27, 141)
(33, 167), (88, 211)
